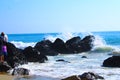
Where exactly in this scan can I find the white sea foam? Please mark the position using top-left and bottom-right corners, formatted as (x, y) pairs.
(10, 32), (120, 54)
(91, 35), (118, 53)
(10, 32), (82, 49)
(45, 32), (79, 42)
(93, 35), (106, 47)
(10, 41), (36, 49)
(10, 32), (120, 55)
(15, 53), (120, 80)
(111, 47), (120, 56)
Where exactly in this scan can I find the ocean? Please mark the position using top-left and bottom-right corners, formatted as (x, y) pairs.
(7, 31), (120, 80)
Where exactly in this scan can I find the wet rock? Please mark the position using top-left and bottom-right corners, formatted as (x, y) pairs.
(52, 38), (68, 54)
(81, 56), (87, 58)
(79, 35), (95, 52)
(34, 39), (58, 56)
(6, 42), (26, 68)
(65, 36), (81, 53)
(12, 68), (29, 75)
(56, 59), (70, 63)
(62, 75), (80, 80)
(79, 72), (104, 80)
(34, 35), (95, 55)
(0, 62), (11, 72)
(103, 56), (120, 67)
(23, 46), (48, 63)
(62, 72), (104, 80)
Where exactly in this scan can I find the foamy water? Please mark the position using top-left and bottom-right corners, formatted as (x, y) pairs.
(16, 52), (120, 80)
(11, 41), (36, 49)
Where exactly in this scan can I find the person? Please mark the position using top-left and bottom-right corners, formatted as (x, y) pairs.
(2, 39), (8, 60)
(0, 32), (8, 62)
(1, 32), (8, 42)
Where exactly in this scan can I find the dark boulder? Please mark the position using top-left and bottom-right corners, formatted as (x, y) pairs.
(65, 36), (81, 53)
(62, 75), (80, 80)
(6, 42), (26, 68)
(34, 39), (58, 56)
(79, 72), (104, 80)
(103, 56), (120, 67)
(79, 35), (95, 52)
(0, 39), (25, 68)
(52, 38), (68, 53)
(34, 35), (95, 55)
(56, 59), (66, 62)
(12, 68), (29, 75)
(0, 62), (11, 72)
(62, 72), (104, 80)
(56, 59), (70, 63)
(81, 56), (87, 58)
(23, 46), (48, 63)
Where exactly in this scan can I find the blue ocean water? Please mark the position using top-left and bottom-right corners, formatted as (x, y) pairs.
(8, 33), (58, 42)
(7, 31), (120, 80)
(8, 31), (120, 46)
(93, 31), (120, 46)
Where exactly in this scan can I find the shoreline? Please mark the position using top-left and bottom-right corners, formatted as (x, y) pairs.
(0, 73), (61, 80)
(14, 75), (61, 80)
(0, 73), (14, 80)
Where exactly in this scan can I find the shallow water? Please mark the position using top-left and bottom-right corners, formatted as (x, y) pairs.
(14, 75), (60, 80)
(13, 51), (120, 80)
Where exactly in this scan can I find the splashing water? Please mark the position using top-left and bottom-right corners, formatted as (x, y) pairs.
(45, 32), (77, 42)
(10, 41), (36, 49)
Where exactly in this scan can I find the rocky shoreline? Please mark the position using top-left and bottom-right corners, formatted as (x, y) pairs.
(0, 35), (94, 72)
(0, 34), (118, 80)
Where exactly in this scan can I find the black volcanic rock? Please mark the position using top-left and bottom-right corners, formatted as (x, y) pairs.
(0, 35), (95, 73)
(62, 72), (104, 80)
(34, 39), (58, 56)
(52, 38), (68, 54)
(79, 35), (95, 52)
(23, 46), (48, 63)
(103, 56), (120, 67)
(34, 35), (95, 55)
(6, 42), (26, 68)
(65, 36), (81, 53)
(12, 68), (29, 75)
(79, 72), (104, 80)
(0, 62), (11, 72)
(0, 38), (27, 68)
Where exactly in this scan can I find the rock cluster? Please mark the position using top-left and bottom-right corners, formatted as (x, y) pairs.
(62, 72), (104, 80)
(0, 35), (95, 74)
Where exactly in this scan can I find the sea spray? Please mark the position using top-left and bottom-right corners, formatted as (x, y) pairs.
(10, 32), (94, 49)
(10, 41), (36, 49)
(91, 35), (114, 53)
(44, 32), (78, 42)
(10, 32), (119, 54)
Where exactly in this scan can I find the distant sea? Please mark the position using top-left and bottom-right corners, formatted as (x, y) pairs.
(7, 31), (120, 80)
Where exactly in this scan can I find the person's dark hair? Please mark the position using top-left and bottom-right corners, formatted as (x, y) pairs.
(1, 32), (5, 36)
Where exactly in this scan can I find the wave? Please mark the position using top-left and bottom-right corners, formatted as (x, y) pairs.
(10, 32), (77, 49)
(10, 32), (120, 54)
(10, 32), (93, 49)
(91, 35), (113, 53)
(10, 41), (36, 49)
(44, 32), (79, 42)
(91, 34), (120, 54)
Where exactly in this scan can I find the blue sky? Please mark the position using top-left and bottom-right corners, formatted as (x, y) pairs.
(0, 0), (120, 34)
